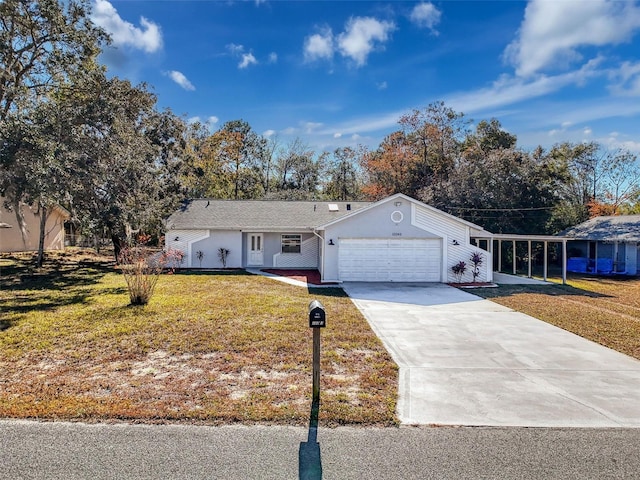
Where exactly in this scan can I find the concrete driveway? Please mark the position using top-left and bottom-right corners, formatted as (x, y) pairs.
(342, 282), (640, 427)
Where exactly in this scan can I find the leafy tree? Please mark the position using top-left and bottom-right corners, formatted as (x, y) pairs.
(360, 131), (418, 200)
(255, 135), (279, 195)
(218, 119), (264, 199)
(463, 118), (517, 155)
(324, 147), (363, 200)
(0, 0), (106, 122)
(0, 0), (106, 265)
(271, 138), (324, 199)
(547, 142), (639, 224)
(181, 123), (232, 198)
(399, 101), (470, 199)
(435, 148), (565, 234)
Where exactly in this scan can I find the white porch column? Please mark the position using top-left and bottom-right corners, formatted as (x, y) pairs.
(527, 240), (532, 278)
(512, 240), (517, 275)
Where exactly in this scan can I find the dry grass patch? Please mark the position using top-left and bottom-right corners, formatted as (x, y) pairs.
(0, 250), (398, 426)
(473, 276), (640, 360)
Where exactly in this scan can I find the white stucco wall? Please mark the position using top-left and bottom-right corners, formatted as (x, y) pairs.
(242, 232), (318, 268)
(191, 230), (242, 268)
(320, 197), (492, 283)
(322, 198), (440, 282)
(165, 229), (242, 268)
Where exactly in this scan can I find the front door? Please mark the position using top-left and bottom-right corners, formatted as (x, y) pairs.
(248, 233), (264, 266)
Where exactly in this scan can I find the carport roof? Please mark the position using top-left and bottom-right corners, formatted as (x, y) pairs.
(559, 215), (640, 242)
(165, 199), (372, 230)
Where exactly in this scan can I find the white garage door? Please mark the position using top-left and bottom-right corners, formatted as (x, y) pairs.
(338, 238), (442, 282)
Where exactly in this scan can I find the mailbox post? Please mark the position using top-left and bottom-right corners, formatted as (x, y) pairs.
(308, 300), (326, 403)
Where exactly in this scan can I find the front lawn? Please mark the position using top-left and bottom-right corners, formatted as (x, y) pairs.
(473, 275), (640, 360)
(0, 250), (398, 426)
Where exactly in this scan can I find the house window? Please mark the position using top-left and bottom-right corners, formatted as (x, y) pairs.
(282, 234), (301, 253)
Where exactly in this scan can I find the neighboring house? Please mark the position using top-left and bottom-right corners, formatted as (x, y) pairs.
(562, 215), (640, 275)
(164, 193), (493, 283)
(0, 198), (70, 253)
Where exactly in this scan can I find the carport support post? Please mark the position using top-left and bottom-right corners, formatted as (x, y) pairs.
(543, 241), (548, 281)
(562, 240), (567, 285)
(528, 240), (532, 278)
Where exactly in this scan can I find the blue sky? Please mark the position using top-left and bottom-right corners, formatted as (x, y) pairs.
(91, 0), (640, 153)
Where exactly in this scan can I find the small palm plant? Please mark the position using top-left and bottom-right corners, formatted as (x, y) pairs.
(451, 261), (467, 283)
(196, 250), (205, 267)
(470, 252), (484, 283)
(218, 247), (230, 268)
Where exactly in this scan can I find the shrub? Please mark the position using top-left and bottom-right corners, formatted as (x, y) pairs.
(118, 247), (183, 305)
(451, 261), (467, 283)
(196, 250), (205, 267)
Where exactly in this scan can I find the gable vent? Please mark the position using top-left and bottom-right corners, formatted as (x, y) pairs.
(328, 204), (339, 212)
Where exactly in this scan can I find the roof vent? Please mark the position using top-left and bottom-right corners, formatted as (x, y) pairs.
(328, 203), (339, 212)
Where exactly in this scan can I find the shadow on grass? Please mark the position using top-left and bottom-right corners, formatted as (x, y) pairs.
(174, 268), (253, 277)
(473, 283), (613, 300)
(307, 287), (348, 297)
(0, 253), (118, 330)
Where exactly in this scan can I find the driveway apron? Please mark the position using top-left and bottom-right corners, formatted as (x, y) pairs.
(342, 282), (640, 427)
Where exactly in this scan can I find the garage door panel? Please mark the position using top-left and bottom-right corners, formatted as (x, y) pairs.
(338, 238), (441, 282)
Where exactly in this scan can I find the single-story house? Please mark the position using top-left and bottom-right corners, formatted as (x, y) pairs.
(0, 197), (70, 253)
(562, 214), (640, 275)
(164, 193), (493, 283)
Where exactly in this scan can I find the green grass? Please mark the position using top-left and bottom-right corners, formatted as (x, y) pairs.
(0, 250), (398, 426)
(472, 275), (640, 360)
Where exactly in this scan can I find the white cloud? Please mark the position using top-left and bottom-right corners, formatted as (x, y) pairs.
(92, 0), (162, 53)
(338, 17), (395, 67)
(304, 28), (334, 62)
(226, 43), (245, 55)
(207, 116), (219, 125)
(609, 61), (640, 96)
(505, 0), (640, 77)
(268, 52), (278, 63)
(304, 122), (323, 133)
(263, 129), (277, 137)
(239, 53), (258, 69)
(226, 44), (258, 69)
(377, 81), (388, 90)
(334, 133), (342, 138)
(166, 70), (195, 91)
(409, 2), (442, 33)
(446, 59), (604, 114)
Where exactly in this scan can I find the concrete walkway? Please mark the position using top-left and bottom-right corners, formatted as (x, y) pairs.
(342, 282), (640, 427)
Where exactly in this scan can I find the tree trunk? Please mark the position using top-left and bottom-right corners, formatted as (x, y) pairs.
(112, 234), (124, 263)
(36, 202), (48, 268)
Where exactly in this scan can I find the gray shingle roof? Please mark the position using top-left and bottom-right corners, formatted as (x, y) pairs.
(561, 215), (640, 241)
(165, 199), (372, 231)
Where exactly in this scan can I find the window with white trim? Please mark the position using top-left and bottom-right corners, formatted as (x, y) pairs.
(281, 234), (301, 253)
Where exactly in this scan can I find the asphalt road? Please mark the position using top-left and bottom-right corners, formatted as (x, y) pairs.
(2, 420), (640, 479)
